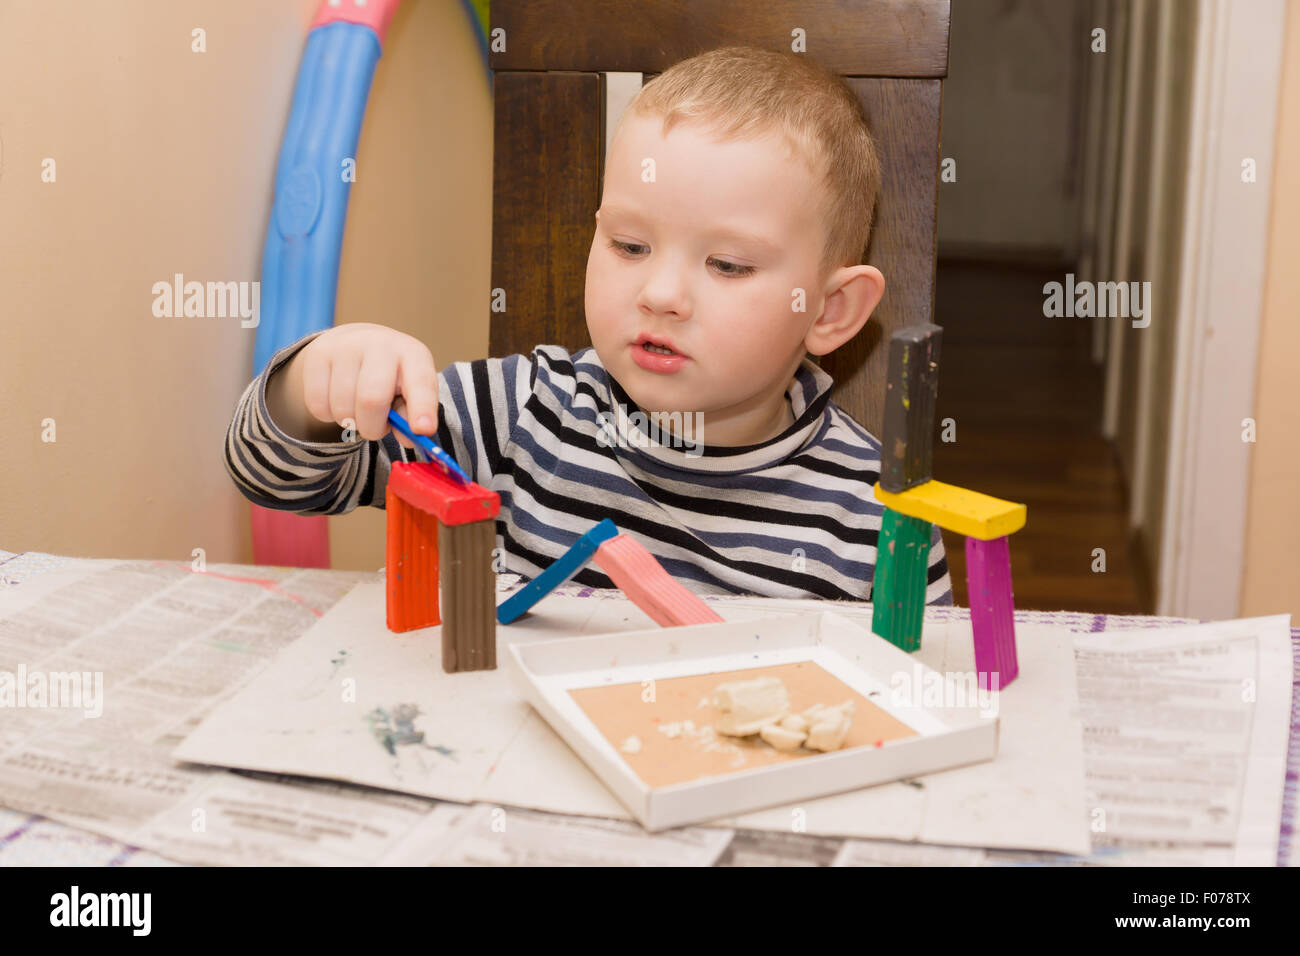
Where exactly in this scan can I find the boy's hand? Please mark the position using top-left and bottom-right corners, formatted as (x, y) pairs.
(267, 323), (438, 450)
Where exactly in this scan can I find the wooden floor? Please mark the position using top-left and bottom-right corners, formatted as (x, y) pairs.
(930, 260), (1150, 614)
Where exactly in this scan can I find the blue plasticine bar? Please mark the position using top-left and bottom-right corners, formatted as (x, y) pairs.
(496, 519), (620, 624)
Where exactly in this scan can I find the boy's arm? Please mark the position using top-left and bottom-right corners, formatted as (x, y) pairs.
(264, 344), (341, 444)
(224, 336), (533, 515)
(224, 331), (421, 515)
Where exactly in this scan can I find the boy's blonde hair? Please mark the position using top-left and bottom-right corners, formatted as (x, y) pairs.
(621, 45), (882, 279)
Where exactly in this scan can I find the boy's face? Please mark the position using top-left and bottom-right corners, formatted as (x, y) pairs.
(585, 112), (880, 448)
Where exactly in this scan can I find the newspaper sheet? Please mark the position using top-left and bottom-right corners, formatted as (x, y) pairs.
(378, 803), (732, 866)
(0, 561), (728, 866)
(832, 615), (1294, 866)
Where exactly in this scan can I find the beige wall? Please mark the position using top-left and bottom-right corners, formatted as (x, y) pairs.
(0, 0), (492, 571)
(1241, 1), (1300, 618)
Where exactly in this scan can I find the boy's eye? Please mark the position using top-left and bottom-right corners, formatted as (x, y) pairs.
(608, 239), (648, 257)
(606, 239), (757, 278)
(709, 258), (756, 278)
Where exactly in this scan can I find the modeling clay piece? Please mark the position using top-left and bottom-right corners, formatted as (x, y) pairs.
(386, 480), (442, 632)
(805, 709), (853, 752)
(879, 324), (943, 493)
(591, 534), (725, 627)
(438, 519), (497, 672)
(620, 736), (643, 755)
(385, 462), (500, 674)
(871, 324), (943, 652)
(871, 508), (934, 652)
(663, 680), (859, 753)
(779, 713), (811, 734)
(873, 479), (1026, 540)
(495, 519), (619, 624)
(711, 676), (791, 736)
(965, 535), (1020, 690)
(797, 700), (855, 751)
(868, 321), (1026, 682)
(759, 723), (807, 751)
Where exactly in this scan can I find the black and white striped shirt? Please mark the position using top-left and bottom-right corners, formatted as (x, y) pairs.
(225, 331), (953, 603)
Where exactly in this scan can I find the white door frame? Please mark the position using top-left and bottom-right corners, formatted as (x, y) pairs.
(1158, 0), (1286, 619)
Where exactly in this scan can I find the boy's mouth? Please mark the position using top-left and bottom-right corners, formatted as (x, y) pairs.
(633, 334), (688, 358)
(630, 336), (690, 374)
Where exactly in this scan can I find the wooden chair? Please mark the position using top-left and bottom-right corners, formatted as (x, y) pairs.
(488, 0), (950, 439)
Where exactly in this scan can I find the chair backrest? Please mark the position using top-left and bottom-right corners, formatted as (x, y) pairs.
(489, 0), (950, 439)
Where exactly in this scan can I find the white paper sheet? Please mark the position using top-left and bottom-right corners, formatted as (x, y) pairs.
(174, 578), (1091, 854)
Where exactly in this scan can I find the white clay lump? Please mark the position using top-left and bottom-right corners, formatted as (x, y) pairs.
(779, 713), (811, 734)
(804, 700), (856, 752)
(706, 677), (857, 753)
(759, 722), (807, 751)
(620, 735), (643, 754)
(711, 676), (791, 736)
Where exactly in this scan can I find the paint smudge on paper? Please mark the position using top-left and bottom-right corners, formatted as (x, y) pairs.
(329, 649), (349, 678)
(366, 703), (456, 761)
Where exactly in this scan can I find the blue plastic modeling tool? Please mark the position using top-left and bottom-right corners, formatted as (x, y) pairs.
(387, 409), (472, 486)
(496, 519), (620, 624)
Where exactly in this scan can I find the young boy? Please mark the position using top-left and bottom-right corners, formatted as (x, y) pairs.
(226, 46), (953, 605)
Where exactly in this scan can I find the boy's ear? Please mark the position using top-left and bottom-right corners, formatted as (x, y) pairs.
(805, 264), (886, 356)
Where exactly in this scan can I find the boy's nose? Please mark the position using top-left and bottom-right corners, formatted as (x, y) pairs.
(636, 271), (691, 320)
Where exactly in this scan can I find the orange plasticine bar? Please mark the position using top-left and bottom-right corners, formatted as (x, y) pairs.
(385, 485), (442, 632)
(592, 534), (724, 627)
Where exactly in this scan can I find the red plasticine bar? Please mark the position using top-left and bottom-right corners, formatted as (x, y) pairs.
(385, 463), (501, 671)
(387, 461), (499, 526)
(592, 534), (724, 627)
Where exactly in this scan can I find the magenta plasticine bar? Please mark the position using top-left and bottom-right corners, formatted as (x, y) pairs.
(965, 535), (1019, 690)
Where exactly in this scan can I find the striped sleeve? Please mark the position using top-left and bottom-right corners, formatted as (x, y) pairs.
(223, 331), (418, 515)
(925, 523), (955, 606)
(223, 334), (533, 514)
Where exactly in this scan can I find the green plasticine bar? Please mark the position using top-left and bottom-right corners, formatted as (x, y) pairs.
(871, 507), (933, 652)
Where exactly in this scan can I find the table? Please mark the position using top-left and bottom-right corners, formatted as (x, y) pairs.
(1, 549), (1294, 866)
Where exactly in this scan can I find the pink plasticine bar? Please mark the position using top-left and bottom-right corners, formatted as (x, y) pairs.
(592, 534), (724, 627)
(965, 535), (1019, 690)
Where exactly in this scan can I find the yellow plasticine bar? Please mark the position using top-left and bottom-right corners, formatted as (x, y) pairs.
(873, 479), (1026, 540)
